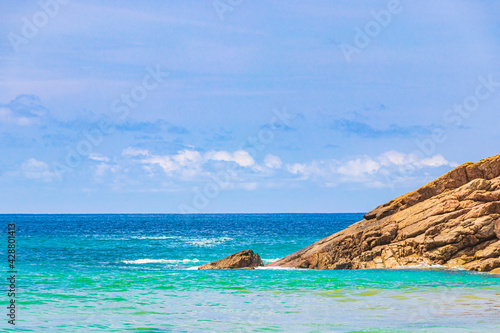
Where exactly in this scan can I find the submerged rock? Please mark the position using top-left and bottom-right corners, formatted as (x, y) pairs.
(268, 154), (500, 273)
(198, 249), (264, 270)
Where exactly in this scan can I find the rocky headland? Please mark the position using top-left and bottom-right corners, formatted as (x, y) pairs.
(268, 154), (500, 273)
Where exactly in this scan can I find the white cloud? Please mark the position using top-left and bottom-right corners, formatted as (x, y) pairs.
(94, 163), (117, 177)
(378, 150), (415, 166)
(337, 157), (380, 177)
(89, 153), (110, 162)
(0, 107), (37, 126)
(336, 151), (456, 180)
(285, 150), (457, 187)
(417, 154), (455, 168)
(286, 160), (337, 179)
(141, 149), (204, 179)
(122, 147), (149, 157)
(232, 151), (255, 167)
(21, 158), (57, 181)
(116, 148), (457, 191)
(264, 154), (282, 169)
(205, 150), (232, 162)
(173, 150), (203, 166)
(205, 150), (255, 167)
(287, 163), (306, 175)
(122, 148), (272, 190)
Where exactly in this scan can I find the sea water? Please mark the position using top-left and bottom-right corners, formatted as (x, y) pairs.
(1, 214), (499, 332)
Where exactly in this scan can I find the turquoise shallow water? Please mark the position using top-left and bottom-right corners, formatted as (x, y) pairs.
(1, 214), (499, 332)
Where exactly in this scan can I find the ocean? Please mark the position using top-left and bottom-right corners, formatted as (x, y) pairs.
(2, 214), (499, 332)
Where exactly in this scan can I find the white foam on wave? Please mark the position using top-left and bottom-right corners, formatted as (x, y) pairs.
(130, 236), (176, 240)
(262, 258), (280, 264)
(186, 266), (199, 270)
(396, 263), (447, 269)
(110, 235), (233, 245)
(122, 258), (200, 264)
(81, 235), (178, 241)
(255, 266), (299, 271)
(186, 237), (233, 247)
(391, 263), (468, 272)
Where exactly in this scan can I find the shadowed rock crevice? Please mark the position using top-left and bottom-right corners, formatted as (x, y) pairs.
(268, 154), (500, 274)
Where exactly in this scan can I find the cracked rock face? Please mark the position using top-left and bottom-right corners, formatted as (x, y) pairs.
(198, 249), (264, 270)
(268, 154), (500, 274)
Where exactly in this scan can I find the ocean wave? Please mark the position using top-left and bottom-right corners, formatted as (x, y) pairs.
(186, 237), (233, 247)
(122, 258), (200, 264)
(130, 236), (177, 240)
(255, 266), (299, 271)
(86, 235), (233, 245)
(394, 263), (449, 269)
(262, 258), (280, 264)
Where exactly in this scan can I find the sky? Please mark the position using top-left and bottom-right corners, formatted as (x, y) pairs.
(1, 0), (500, 213)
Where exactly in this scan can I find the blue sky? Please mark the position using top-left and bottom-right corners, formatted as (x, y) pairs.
(1, 0), (500, 213)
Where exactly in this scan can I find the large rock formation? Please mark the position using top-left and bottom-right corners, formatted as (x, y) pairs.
(268, 154), (500, 273)
(198, 249), (264, 270)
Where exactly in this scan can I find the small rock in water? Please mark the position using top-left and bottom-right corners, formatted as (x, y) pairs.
(198, 249), (264, 270)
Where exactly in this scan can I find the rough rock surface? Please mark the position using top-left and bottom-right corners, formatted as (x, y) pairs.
(198, 249), (264, 270)
(268, 154), (500, 273)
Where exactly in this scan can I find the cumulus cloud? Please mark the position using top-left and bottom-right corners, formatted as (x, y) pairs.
(337, 151), (456, 180)
(137, 148), (257, 180)
(94, 163), (118, 178)
(0, 107), (37, 126)
(21, 158), (58, 181)
(0, 95), (48, 126)
(109, 147), (276, 191)
(142, 149), (204, 179)
(205, 150), (255, 167)
(337, 157), (380, 177)
(287, 163), (305, 175)
(417, 154), (457, 168)
(89, 153), (110, 162)
(264, 154), (282, 169)
(378, 150), (412, 166)
(285, 150), (457, 187)
(122, 147), (150, 157)
(287, 160), (337, 179)
(99, 147), (457, 192)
